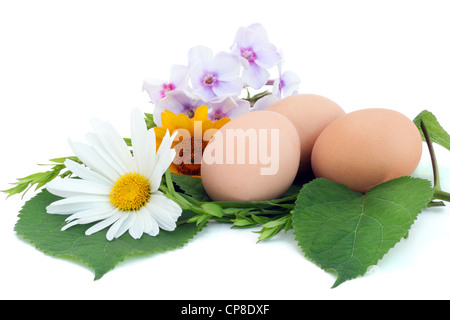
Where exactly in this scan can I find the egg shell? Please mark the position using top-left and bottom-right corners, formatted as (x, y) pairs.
(201, 110), (300, 202)
(267, 94), (345, 176)
(311, 108), (423, 193)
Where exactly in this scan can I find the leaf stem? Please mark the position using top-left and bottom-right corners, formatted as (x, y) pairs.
(421, 120), (441, 190)
(433, 189), (450, 203)
(164, 169), (176, 195)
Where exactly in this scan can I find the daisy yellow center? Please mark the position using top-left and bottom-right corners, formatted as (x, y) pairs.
(110, 173), (151, 212)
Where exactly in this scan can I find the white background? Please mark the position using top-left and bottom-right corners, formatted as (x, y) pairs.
(1, 0), (450, 300)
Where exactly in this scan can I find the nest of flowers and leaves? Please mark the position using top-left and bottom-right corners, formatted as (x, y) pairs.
(4, 24), (450, 288)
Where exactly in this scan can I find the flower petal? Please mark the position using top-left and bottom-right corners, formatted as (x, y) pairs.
(68, 140), (120, 183)
(131, 108), (155, 178)
(145, 196), (180, 231)
(90, 118), (136, 174)
(156, 130), (177, 171)
(161, 109), (179, 133)
(231, 26), (255, 51)
(46, 178), (111, 199)
(188, 46), (213, 67)
(252, 94), (279, 111)
(85, 209), (121, 237)
(242, 63), (270, 89)
(101, 214), (127, 240)
(176, 113), (194, 135)
(64, 159), (111, 186)
(248, 23), (271, 51)
(128, 212), (145, 239)
(153, 89), (203, 127)
(193, 105), (209, 122)
(143, 211), (160, 237)
(142, 78), (165, 103)
(169, 64), (189, 88)
(212, 52), (241, 82)
(65, 204), (115, 223)
(46, 195), (111, 214)
(114, 214), (136, 240)
(254, 44), (281, 69)
(212, 79), (244, 98)
(62, 206), (116, 231)
(85, 132), (127, 178)
(280, 70), (301, 97)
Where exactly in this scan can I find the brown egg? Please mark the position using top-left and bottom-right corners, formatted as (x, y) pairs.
(201, 111), (300, 202)
(311, 108), (423, 193)
(267, 94), (345, 176)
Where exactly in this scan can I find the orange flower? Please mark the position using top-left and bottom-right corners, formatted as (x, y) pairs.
(154, 105), (230, 176)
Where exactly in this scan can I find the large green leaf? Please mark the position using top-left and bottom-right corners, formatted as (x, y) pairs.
(292, 177), (434, 288)
(15, 189), (199, 280)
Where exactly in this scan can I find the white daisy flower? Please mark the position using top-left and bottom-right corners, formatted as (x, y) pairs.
(45, 109), (182, 241)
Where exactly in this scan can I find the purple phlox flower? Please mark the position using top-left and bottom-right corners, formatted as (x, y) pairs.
(272, 57), (301, 99)
(207, 96), (250, 121)
(152, 89), (206, 126)
(252, 94), (279, 111)
(231, 23), (282, 90)
(142, 64), (189, 103)
(188, 46), (243, 101)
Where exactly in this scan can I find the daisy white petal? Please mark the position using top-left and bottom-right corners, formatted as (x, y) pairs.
(131, 108), (151, 175)
(142, 208), (160, 236)
(154, 130), (177, 174)
(46, 178), (111, 198)
(151, 192), (183, 220)
(68, 140), (119, 183)
(111, 214), (136, 240)
(148, 193), (182, 229)
(46, 195), (110, 214)
(61, 220), (81, 231)
(85, 132), (127, 177)
(65, 204), (115, 223)
(64, 159), (111, 186)
(129, 213), (145, 239)
(149, 163), (164, 193)
(62, 208), (115, 231)
(146, 202), (177, 231)
(90, 119), (135, 173)
(85, 209), (121, 237)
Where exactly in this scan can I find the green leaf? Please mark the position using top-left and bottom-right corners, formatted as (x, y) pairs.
(171, 173), (211, 202)
(3, 157), (79, 198)
(232, 215), (257, 228)
(250, 214), (273, 225)
(413, 110), (450, 151)
(292, 177), (433, 288)
(48, 156), (79, 164)
(255, 215), (292, 242)
(15, 189), (199, 280)
(200, 203), (223, 218)
(144, 113), (157, 129)
(254, 225), (284, 242)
